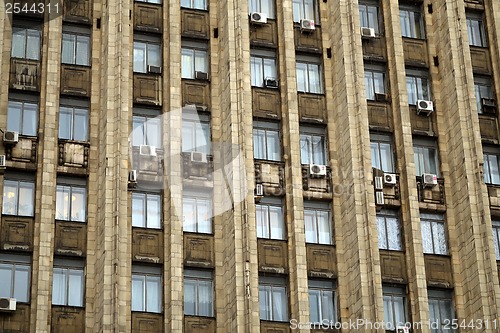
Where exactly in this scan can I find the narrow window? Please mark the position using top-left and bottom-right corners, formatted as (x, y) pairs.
(184, 269), (214, 317)
(406, 69), (431, 105)
(250, 50), (278, 88)
(413, 138), (440, 176)
(0, 254), (31, 303)
(2, 177), (35, 217)
(183, 190), (213, 234)
(300, 126), (327, 165)
(466, 13), (487, 47)
(304, 201), (332, 245)
(383, 286), (408, 331)
(131, 265), (162, 313)
(181, 42), (209, 79)
(132, 108), (162, 148)
(133, 36), (161, 73)
(370, 134), (395, 173)
(359, 1), (381, 34)
(182, 111), (211, 154)
(12, 25), (41, 60)
(7, 95), (38, 137)
(420, 212), (448, 255)
(428, 290), (455, 333)
(52, 259), (85, 307)
(132, 192), (162, 229)
(399, 6), (425, 39)
(296, 56), (323, 94)
(259, 276), (288, 321)
(377, 209), (402, 251)
(256, 197), (285, 240)
(56, 178), (87, 223)
(253, 121), (281, 161)
(62, 26), (91, 66)
(308, 280), (337, 323)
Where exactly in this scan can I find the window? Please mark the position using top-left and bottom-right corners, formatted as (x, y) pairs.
(364, 66), (386, 100)
(56, 179), (87, 222)
(300, 126), (327, 165)
(132, 192), (161, 229)
(296, 57), (323, 94)
(184, 269), (214, 317)
(377, 210), (402, 251)
(182, 42), (209, 79)
(182, 111), (211, 154)
(2, 177), (35, 216)
(52, 259), (85, 307)
(359, 1), (381, 34)
(292, 0), (317, 22)
(466, 14), (487, 47)
(249, 0), (275, 19)
(181, 0), (206, 10)
(132, 265), (162, 313)
(61, 27), (90, 66)
(428, 290), (455, 333)
(399, 6), (425, 39)
(136, 0), (161, 4)
(370, 134), (395, 172)
(7, 97), (38, 136)
(250, 50), (277, 88)
(132, 109), (161, 148)
(253, 121), (281, 161)
(308, 280), (336, 324)
(304, 201), (332, 245)
(492, 221), (500, 260)
(11, 25), (41, 60)
(259, 276), (288, 321)
(133, 38), (161, 73)
(256, 198), (285, 240)
(383, 286), (407, 331)
(183, 190), (212, 233)
(406, 70), (431, 105)
(483, 147), (500, 185)
(59, 103), (89, 141)
(474, 76), (494, 114)
(413, 138), (439, 176)
(0, 254), (31, 303)
(421, 213), (447, 255)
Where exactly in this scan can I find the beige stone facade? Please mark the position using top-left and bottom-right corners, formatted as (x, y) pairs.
(1, 0), (500, 332)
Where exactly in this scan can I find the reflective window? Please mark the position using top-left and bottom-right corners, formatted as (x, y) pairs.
(62, 32), (90, 66)
(0, 254), (31, 303)
(308, 280), (336, 324)
(254, 121), (281, 161)
(251, 53), (277, 88)
(133, 40), (161, 73)
(370, 134), (395, 173)
(181, 46), (209, 79)
(184, 269), (214, 317)
(300, 127), (327, 165)
(59, 105), (89, 141)
(132, 266), (162, 313)
(2, 179), (35, 217)
(406, 70), (431, 105)
(428, 290), (455, 333)
(359, 1), (380, 34)
(484, 151), (500, 185)
(421, 213), (447, 255)
(132, 113), (161, 148)
(259, 276), (288, 321)
(181, 0), (206, 10)
(292, 0), (317, 22)
(466, 14), (487, 47)
(296, 61), (323, 94)
(56, 183), (87, 222)
(383, 286), (407, 331)
(249, 0), (275, 18)
(183, 193), (212, 234)
(474, 76), (494, 114)
(132, 192), (161, 229)
(11, 26), (41, 60)
(377, 210), (402, 251)
(364, 67), (386, 100)
(182, 113), (211, 154)
(52, 260), (85, 307)
(256, 198), (285, 240)
(7, 99), (38, 136)
(304, 202), (332, 245)
(492, 221), (500, 261)
(400, 6), (425, 39)
(413, 139), (439, 176)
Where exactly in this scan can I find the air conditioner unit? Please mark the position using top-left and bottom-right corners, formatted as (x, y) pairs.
(3, 131), (19, 145)
(416, 99), (434, 116)
(0, 155), (5, 168)
(309, 164), (327, 177)
(300, 19), (315, 32)
(481, 98), (497, 114)
(190, 151), (208, 163)
(139, 145), (157, 157)
(255, 183), (264, 196)
(361, 26), (376, 38)
(422, 173), (438, 188)
(128, 170), (138, 183)
(195, 71), (209, 81)
(264, 77), (279, 88)
(396, 326), (410, 333)
(148, 65), (162, 74)
(383, 173), (397, 186)
(375, 191), (384, 205)
(0, 298), (16, 311)
(250, 12), (267, 24)
(374, 176), (383, 190)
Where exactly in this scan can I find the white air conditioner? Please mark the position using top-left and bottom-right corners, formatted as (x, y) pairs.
(375, 191), (385, 205)
(422, 173), (438, 188)
(0, 298), (16, 311)
(309, 164), (327, 177)
(264, 77), (279, 88)
(255, 183), (264, 196)
(300, 19), (315, 32)
(3, 131), (19, 145)
(416, 99), (434, 116)
(195, 71), (209, 81)
(139, 145), (156, 157)
(396, 326), (410, 333)
(128, 170), (137, 183)
(361, 26), (376, 38)
(147, 65), (162, 74)
(383, 173), (397, 186)
(190, 151), (208, 163)
(0, 155), (5, 168)
(374, 176), (383, 190)
(250, 12), (267, 24)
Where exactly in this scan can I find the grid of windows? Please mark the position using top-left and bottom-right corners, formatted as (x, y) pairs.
(7, 98), (38, 136)
(256, 198), (285, 240)
(132, 266), (162, 313)
(0, 254), (31, 303)
(308, 280), (336, 324)
(259, 276), (288, 322)
(377, 210), (402, 251)
(184, 270), (214, 317)
(2, 179), (35, 217)
(304, 202), (332, 245)
(421, 213), (448, 255)
(52, 259), (85, 307)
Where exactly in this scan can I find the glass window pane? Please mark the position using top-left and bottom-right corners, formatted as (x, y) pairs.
(71, 187), (87, 222)
(76, 35), (90, 66)
(272, 287), (287, 321)
(132, 275), (145, 311)
(269, 206), (284, 240)
(387, 216), (402, 250)
(18, 182), (34, 217)
(198, 280), (213, 316)
(267, 130), (281, 161)
(300, 134), (312, 165)
(7, 101), (22, 133)
(309, 290), (320, 322)
(68, 269), (84, 306)
(432, 222), (447, 255)
(304, 209), (317, 243)
(377, 215), (388, 249)
(394, 296), (406, 327)
(493, 227), (500, 260)
(182, 49), (194, 79)
(59, 107), (73, 140)
(12, 28), (26, 58)
(183, 122), (195, 152)
(197, 199), (212, 233)
(132, 193), (146, 227)
(312, 135), (326, 165)
(146, 276), (161, 313)
(181, 0), (191, 8)
(184, 280), (196, 315)
(365, 71), (375, 100)
(195, 50), (208, 73)
(147, 44), (161, 68)
(371, 142), (381, 170)
(263, 58), (276, 79)
(253, 129), (266, 159)
(73, 108), (88, 141)
(367, 5), (379, 33)
(489, 155), (500, 185)
(145, 118), (160, 148)
(193, 0), (206, 10)
(133, 42), (147, 73)
(383, 296), (394, 329)
(406, 76), (417, 105)
(259, 286), (270, 320)
(0, 264), (13, 298)
(421, 221), (433, 254)
(147, 194), (161, 229)
(56, 185), (70, 220)
(321, 290), (335, 321)
(3, 181), (19, 215)
(251, 57), (263, 87)
(308, 64), (321, 94)
(256, 205), (269, 239)
(379, 142), (394, 172)
(62, 34), (75, 64)
(14, 266), (30, 302)
(183, 198), (197, 232)
(52, 269), (66, 305)
(132, 116), (145, 146)
(26, 30), (40, 60)
(317, 211), (331, 245)
(296, 63), (308, 92)
(22, 103), (38, 136)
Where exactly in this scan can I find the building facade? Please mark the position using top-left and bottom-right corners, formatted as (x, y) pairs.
(0, 0), (500, 332)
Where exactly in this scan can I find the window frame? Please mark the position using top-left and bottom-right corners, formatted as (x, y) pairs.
(133, 36), (162, 74)
(377, 209), (403, 251)
(474, 76), (494, 114)
(253, 121), (282, 161)
(61, 26), (91, 66)
(55, 178), (88, 223)
(59, 99), (90, 142)
(364, 65), (387, 101)
(0, 254), (31, 303)
(132, 191), (162, 229)
(399, 5), (425, 39)
(250, 49), (278, 88)
(483, 146), (500, 185)
(466, 13), (487, 47)
(182, 111), (211, 154)
(181, 0), (207, 10)
(181, 42), (209, 79)
(300, 126), (327, 165)
(492, 220), (500, 261)
(184, 269), (214, 317)
(405, 69), (431, 105)
(52, 259), (85, 307)
(413, 137), (440, 176)
(2, 176), (35, 217)
(420, 212), (448, 255)
(292, 0), (319, 23)
(11, 24), (42, 61)
(296, 56), (324, 94)
(132, 108), (162, 149)
(256, 197), (286, 240)
(428, 290), (455, 333)
(370, 134), (395, 173)
(183, 189), (213, 234)
(304, 201), (332, 245)
(7, 94), (39, 137)
(135, 0), (162, 4)
(259, 276), (288, 322)
(359, 1), (381, 35)
(248, 0), (275, 19)
(382, 286), (408, 331)
(131, 265), (162, 313)
(308, 279), (337, 324)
